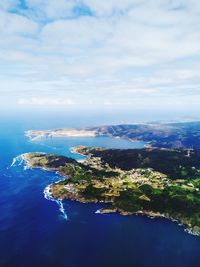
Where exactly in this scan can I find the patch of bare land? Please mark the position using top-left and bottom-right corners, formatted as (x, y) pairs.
(25, 129), (97, 141)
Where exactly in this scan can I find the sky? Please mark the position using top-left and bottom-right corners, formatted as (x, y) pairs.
(0, 0), (200, 113)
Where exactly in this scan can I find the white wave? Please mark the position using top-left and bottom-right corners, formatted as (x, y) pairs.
(44, 185), (68, 220)
(95, 209), (101, 214)
(11, 155), (68, 220)
(9, 155), (28, 170)
(10, 155), (22, 167)
(58, 201), (68, 220)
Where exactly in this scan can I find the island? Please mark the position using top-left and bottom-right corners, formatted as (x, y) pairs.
(25, 120), (200, 149)
(23, 146), (200, 235)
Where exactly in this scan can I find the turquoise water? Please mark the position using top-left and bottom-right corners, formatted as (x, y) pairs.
(0, 113), (200, 267)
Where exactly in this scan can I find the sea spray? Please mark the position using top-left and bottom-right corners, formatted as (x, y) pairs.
(24, 151), (69, 220)
(58, 202), (68, 220)
(10, 155), (23, 167)
(10, 154), (30, 170)
(11, 154), (68, 220)
(44, 184), (68, 220)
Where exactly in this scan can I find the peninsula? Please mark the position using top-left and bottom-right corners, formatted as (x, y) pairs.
(23, 147), (200, 235)
(26, 120), (200, 149)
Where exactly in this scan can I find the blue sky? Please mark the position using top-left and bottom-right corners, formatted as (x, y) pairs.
(0, 0), (200, 112)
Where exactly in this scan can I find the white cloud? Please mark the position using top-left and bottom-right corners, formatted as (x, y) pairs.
(25, 0), (79, 20)
(0, 10), (39, 34)
(1, 0), (200, 111)
(0, 0), (19, 11)
(18, 97), (75, 106)
(83, 0), (138, 16)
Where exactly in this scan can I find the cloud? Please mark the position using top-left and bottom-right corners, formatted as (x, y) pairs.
(25, 0), (80, 20)
(0, 10), (38, 35)
(18, 97), (75, 106)
(0, 0), (19, 11)
(0, 0), (200, 111)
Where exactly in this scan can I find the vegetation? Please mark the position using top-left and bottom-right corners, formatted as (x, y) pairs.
(91, 121), (200, 149)
(77, 147), (200, 179)
(24, 148), (200, 235)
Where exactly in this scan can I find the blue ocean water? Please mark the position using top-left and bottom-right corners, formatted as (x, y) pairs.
(0, 113), (200, 267)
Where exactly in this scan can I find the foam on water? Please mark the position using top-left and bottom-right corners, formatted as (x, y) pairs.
(10, 155), (23, 167)
(10, 154), (68, 220)
(44, 184), (68, 220)
(10, 155), (29, 170)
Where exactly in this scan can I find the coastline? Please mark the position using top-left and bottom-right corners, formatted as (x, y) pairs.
(44, 184), (68, 220)
(20, 149), (200, 237)
(25, 128), (147, 146)
(44, 179), (200, 236)
(25, 129), (98, 141)
(96, 208), (200, 236)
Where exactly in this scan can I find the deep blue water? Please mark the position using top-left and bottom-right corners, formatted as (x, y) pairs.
(0, 113), (200, 267)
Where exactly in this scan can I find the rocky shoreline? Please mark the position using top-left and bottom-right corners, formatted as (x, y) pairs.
(22, 149), (200, 237)
(94, 208), (200, 236)
(44, 181), (200, 236)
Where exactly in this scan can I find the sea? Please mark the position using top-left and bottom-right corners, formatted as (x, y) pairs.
(0, 110), (200, 267)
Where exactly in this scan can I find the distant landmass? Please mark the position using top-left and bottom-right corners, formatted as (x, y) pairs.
(26, 121), (200, 149)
